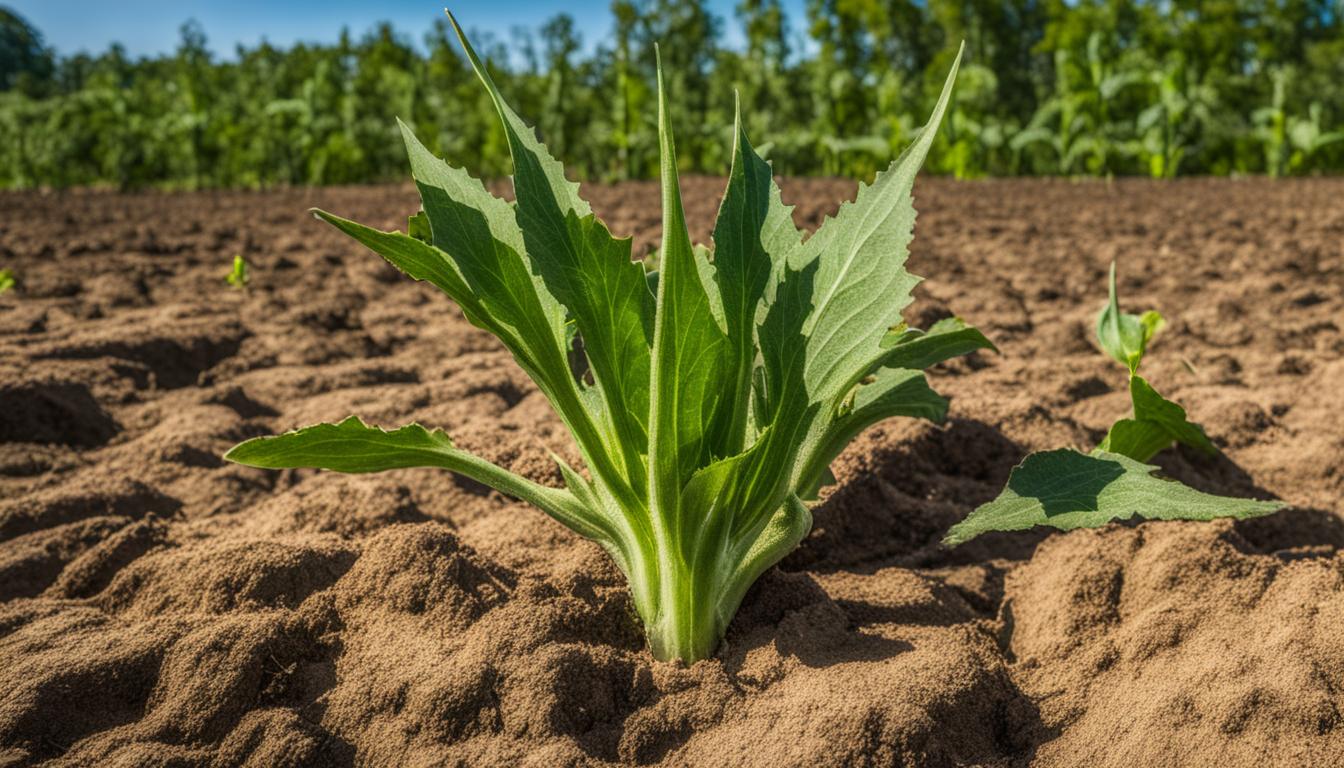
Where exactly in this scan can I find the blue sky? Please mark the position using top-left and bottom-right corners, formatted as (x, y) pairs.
(9, 1), (809, 60)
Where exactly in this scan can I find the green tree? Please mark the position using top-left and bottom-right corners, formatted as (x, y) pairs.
(0, 6), (54, 95)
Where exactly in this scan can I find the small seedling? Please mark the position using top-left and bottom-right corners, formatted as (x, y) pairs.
(225, 255), (249, 290)
(0, 269), (14, 294)
(944, 264), (1282, 545)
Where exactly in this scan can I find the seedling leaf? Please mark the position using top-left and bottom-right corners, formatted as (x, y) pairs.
(226, 255), (249, 290)
(1097, 374), (1217, 461)
(1096, 261), (1164, 372)
(946, 265), (1280, 547)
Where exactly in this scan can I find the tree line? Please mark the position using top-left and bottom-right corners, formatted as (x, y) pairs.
(2, 0), (1342, 189)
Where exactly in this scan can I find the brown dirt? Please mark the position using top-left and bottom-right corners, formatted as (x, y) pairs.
(0, 177), (1341, 767)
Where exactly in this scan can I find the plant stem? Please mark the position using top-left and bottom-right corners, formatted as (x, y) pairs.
(645, 549), (722, 663)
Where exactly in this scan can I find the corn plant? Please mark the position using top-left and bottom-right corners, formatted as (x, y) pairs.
(1133, 56), (1217, 179)
(1011, 35), (1143, 176)
(1287, 103), (1344, 175)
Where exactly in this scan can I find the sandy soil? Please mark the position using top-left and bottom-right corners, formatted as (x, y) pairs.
(0, 177), (1341, 767)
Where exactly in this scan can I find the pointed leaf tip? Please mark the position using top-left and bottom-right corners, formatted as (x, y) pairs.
(943, 449), (1283, 546)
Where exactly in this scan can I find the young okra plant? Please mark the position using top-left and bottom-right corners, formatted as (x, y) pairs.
(944, 263), (1283, 545)
(226, 14), (992, 663)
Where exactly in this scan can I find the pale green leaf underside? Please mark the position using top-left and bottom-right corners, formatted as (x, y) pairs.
(943, 449), (1283, 546)
(878, 316), (997, 371)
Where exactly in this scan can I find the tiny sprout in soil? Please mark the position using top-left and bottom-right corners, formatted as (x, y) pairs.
(226, 255), (249, 289)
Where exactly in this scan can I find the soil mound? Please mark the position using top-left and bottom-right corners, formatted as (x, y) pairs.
(0, 178), (1340, 766)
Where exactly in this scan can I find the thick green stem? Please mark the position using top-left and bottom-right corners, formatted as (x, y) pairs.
(632, 495), (813, 664)
(645, 550), (723, 663)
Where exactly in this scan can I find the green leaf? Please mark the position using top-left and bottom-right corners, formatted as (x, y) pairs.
(226, 416), (607, 540)
(1097, 374), (1217, 461)
(943, 449), (1283, 546)
(449, 12), (654, 495)
(0, 269), (13, 294)
(311, 210), (492, 331)
(752, 46), (964, 502)
(225, 255), (249, 289)
(1128, 375), (1217, 455)
(717, 494), (813, 630)
(398, 120), (565, 350)
(1096, 261), (1164, 372)
(310, 210), (637, 508)
(711, 95), (802, 454)
(407, 211), (432, 243)
(795, 44), (962, 411)
(878, 316), (996, 371)
(798, 367), (949, 499)
(1094, 419), (1174, 464)
(647, 48), (731, 533)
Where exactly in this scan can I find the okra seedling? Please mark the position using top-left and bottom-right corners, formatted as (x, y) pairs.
(227, 14), (992, 662)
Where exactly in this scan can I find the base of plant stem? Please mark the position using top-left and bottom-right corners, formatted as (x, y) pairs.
(646, 616), (722, 664)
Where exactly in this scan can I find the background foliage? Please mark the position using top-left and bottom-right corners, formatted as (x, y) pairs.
(2, 0), (1342, 188)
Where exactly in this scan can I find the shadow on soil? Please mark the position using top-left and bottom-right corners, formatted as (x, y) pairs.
(1159, 446), (1342, 557)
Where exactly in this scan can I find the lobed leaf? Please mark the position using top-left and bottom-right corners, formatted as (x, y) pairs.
(943, 448), (1283, 546)
(311, 210), (494, 332)
(761, 45), (963, 499)
(711, 95), (802, 454)
(794, 44), (962, 412)
(398, 119), (567, 359)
